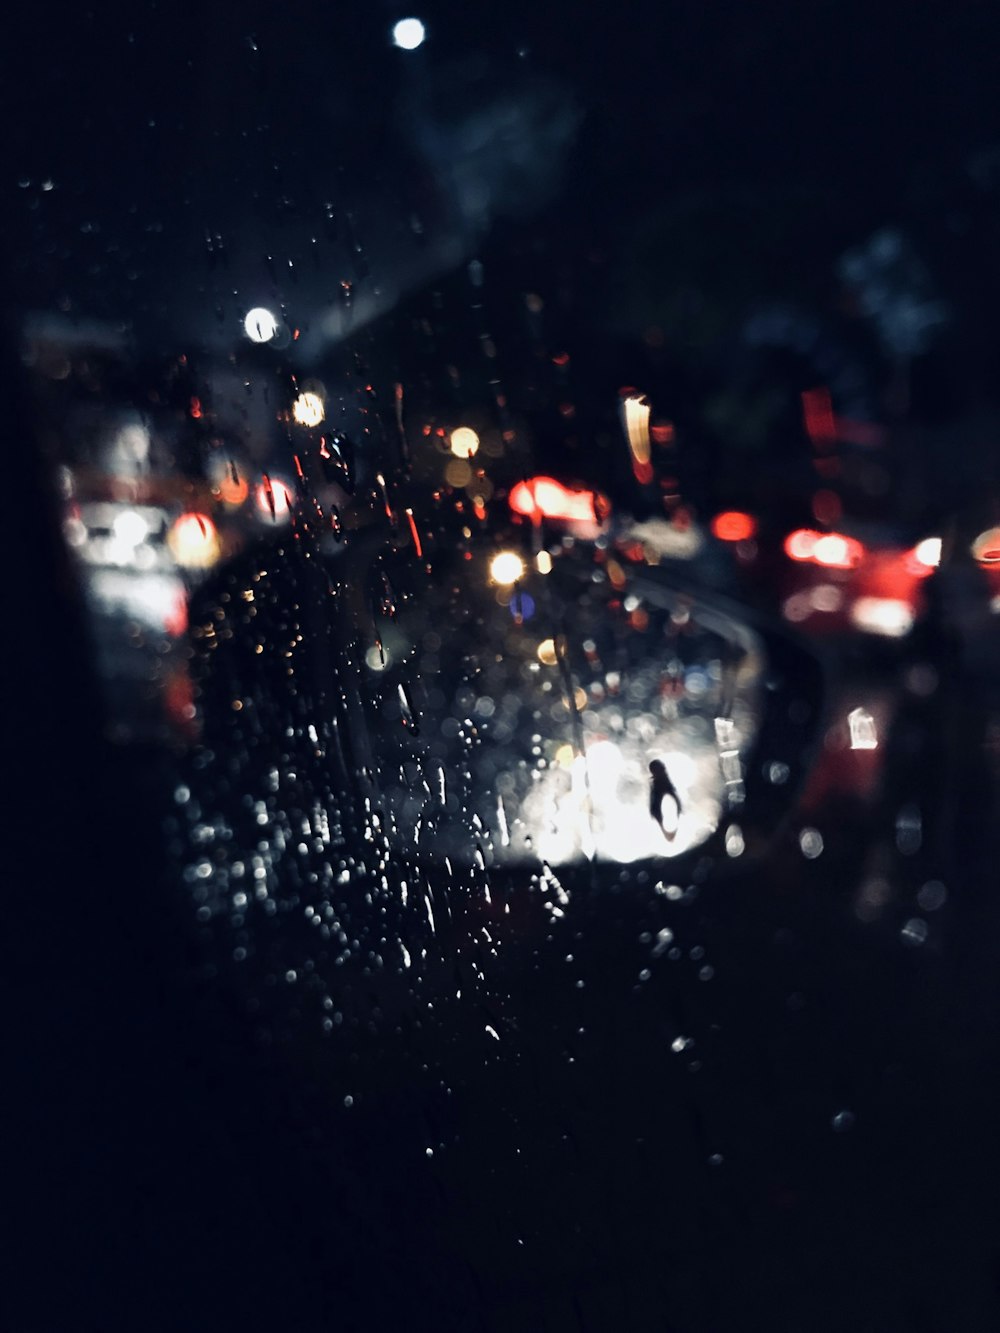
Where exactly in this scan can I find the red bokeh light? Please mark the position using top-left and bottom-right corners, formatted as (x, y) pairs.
(711, 511), (757, 542)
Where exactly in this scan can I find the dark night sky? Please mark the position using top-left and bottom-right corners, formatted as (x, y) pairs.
(6, 1), (1000, 348)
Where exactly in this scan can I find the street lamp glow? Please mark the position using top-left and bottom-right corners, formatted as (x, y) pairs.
(292, 390), (325, 427)
(913, 536), (942, 568)
(244, 307), (278, 343)
(489, 551), (526, 586)
(113, 509), (150, 547)
(168, 512), (221, 569)
(449, 426), (479, 459)
(392, 17), (426, 49)
(255, 477), (294, 522)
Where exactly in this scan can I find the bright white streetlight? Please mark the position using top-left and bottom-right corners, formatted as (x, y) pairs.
(244, 307), (278, 343)
(292, 390), (325, 427)
(392, 17), (426, 49)
(449, 426), (479, 459)
(489, 551), (526, 586)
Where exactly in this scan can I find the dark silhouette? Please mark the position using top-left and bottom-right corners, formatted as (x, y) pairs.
(649, 758), (682, 840)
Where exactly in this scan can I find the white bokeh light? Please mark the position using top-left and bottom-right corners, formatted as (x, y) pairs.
(292, 390), (325, 427)
(489, 551), (526, 586)
(243, 307), (278, 343)
(391, 17), (426, 49)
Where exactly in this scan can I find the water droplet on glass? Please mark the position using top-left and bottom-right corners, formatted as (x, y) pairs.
(799, 827), (824, 859)
(650, 927), (674, 958)
(895, 804), (922, 855)
(917, 880), (947, 911)
(901, 917), (928, 947)
(318, 432), (355, 495)
(398, 683), (420, 735)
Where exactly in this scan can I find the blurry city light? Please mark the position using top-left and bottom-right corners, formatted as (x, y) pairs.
(848, 706), (879, 750)
(449, 426), (480, 459)
(912, 536), (942, 570)
(244, 307), (279, 343)
(92, 568), (189, 634)
(535, 550), (553, 574)
(254, 477), (294, 522)
(168, 512), (221, 569)
(510, 591), (535, 621)
(814, 533), (863, 568)
(620, 392), (653, 483)
(785, 528), (820, 561)
(810, 583), (842, 612)
(489, 551), (526, 585)
(292, 390), (325, 427)
(218, 471), (249, 506)
(537, 638), (559, 666)
(444, 458), (473, 488)
(801, 386), (837, 446)
(392, 16), (426, 48)
(711, 511), (757, 542)
(207, 455), (250, 507)
(508, 476), (600, 524)
(112, 509), (150, 547)
(784, 527), (863, 568)
(850, 596), (914, 637)
(627, 516), (704, 560)
(972, 527), (1000, 563)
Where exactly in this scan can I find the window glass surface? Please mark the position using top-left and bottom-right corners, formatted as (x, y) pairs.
(9, 5), (1000, 1331)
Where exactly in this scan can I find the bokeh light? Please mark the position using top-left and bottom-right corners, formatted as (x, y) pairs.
(243, 307), (278, 343)
(391, 17), (426, 49)
(292, 390), (325, 427)
(710, 511), (757, 542)
(449, 426), (480, 459)
(972, 527), (1000, 563)
(489, 551), (526, 585)
(168, 512), (221, 569)
(254, 477), (294, 522)
(913, 536), (942, 569)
